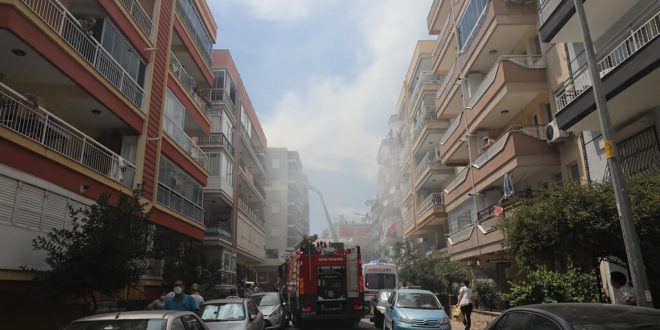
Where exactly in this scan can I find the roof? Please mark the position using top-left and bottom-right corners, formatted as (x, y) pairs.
(205, 297), (248, 304)
(510, 303), (660, 324)
(71, 310), (192, 321)
(395, 289), (435, 295)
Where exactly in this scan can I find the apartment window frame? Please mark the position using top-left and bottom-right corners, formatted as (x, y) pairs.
(157, 155), (204, 223)
(100, 19), (146, 85)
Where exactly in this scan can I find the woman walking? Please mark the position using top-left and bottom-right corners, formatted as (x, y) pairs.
(457, 279), (473, 330)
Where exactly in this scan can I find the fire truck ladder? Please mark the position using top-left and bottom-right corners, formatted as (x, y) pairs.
(308, 185), (339, 242)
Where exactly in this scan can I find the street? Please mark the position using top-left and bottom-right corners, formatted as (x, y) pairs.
(282, 316), (465, 329)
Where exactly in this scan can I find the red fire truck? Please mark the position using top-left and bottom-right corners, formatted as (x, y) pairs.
(283, 235), (365, 327)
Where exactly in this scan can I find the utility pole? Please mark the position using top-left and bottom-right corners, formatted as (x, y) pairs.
(572, 0), (652, 307)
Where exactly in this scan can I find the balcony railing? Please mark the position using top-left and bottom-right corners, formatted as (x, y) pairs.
(410, 72), (443, 106)
(440, 112), (462, 145)
(448, 224), (474, 244)
(432, 14), (453, 57)
(201, 88), (236, 112)
(118, 0), (152, 38)
(435, 62), (456, 99)
(169, 52), (211, 116)
(468, 55), (545, 108)
(238, 198), (265, 228)
(457, 0), (489, 52)
(555, 12), (660, 111)
(157, 183), (205, 223)
(412, 111), (437, 140)
(445, 166), (468, 193)
(538, 0), (563, 26)
(163, 115), (209, 170)
(415, 150), (440, 178)
(206, 222), (232, 240)
(473, 126), (546, 169)
(195, 132), (234, 155)
(403, 208), (414, 229)
(0, 82), (136, 188)
(417, 193), (444, 215)
(20, 0), (144, 109)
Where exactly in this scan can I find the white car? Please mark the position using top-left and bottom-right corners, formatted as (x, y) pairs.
(251, 292), (288, 329)
(201, 297), (264, 330)
(63, 310), (208, 330)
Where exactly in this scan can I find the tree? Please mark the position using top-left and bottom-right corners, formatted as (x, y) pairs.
(502, 263), (600, 307)
(32, 190), (149, 313)
(392, 241), (440, 291)
(502, 175), (660, 306)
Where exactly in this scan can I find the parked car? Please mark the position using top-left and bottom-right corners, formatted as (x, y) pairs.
(251, 291), (288, 329)
(383, 288), (451, 330)
(484, 303), (660, 330)
(371, 289), (394, 329)
(62, 310), (208, 330)
(201, 297), (264, 330)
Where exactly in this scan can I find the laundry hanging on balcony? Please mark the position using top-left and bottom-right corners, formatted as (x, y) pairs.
(503, 172), (514, 198)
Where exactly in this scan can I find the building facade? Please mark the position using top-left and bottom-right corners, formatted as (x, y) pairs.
(199, 50), (268, 286)
(255, 147), (309, 290)
(0, 0), (218, 317)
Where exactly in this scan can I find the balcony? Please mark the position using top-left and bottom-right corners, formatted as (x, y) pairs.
(438, 113), (468, 166)
(170, 52), (212, 118)
(20, 0), (144, 109)
(414, 151), (455, 189)
(174, 0), (213, 66)
(465, 56), (546, 128)
(163, 115), (209, 170)
(195, 132), (234, 156)
(205, 222), (232, 240)
(416, 193), (446, 226)
(448, 222), (504, 261)
(240, 133), (267, 179)
(402, 208), (414, 234)
(554, 11), (660, 130)
(118, 0), (153, 38)
(0, 82), (136, 188)
(432, 14), (457, 74)
(458, 0), (538, 74)
(410, 72), (443, 110)
(444, 129), (560, 208)
(239, 163), (265, 203)
(427, 0), (452, 35)
(435, 62), (462, 120)
(238, 198), (265, 228)
(201, 88), (237, 123)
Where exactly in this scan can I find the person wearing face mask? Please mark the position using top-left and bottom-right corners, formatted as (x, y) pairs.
(163, 280), (199, 311)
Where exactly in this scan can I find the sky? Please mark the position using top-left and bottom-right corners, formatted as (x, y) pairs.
(208, 0), (433, 234)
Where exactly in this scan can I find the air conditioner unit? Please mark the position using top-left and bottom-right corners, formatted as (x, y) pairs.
(545, 119), (569, 143)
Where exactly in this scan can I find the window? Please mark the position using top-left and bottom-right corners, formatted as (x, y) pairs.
(241, 105), (253, 138)
(170, 317), (187, 330)
(101, 20), (146, 84)
(266, 249), (279, 258)
(209, 153), (220, 176)
(182, 315), (205, 330)
(157, 156), (204, 222)
(528, 315), (560, 330)
(568, 162), (580, 182)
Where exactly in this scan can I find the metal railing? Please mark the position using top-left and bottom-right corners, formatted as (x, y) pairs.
(410, 72), (443, 107)
(195, 132), (234, 155)
(20, 0), (144, 109)
(156, 183), (204, 223)
(412, 111), (437, 140)
(415, 150), (441, 178)
(435, 62), (456, 99)
(417, 193), (444, 215)
(163, 115), (209, 170)
(538, 0), (563, 26)
(403, 208), (414, 229)
(238, 198), (265, 228)
(0, 82), (136, 187)
(440, 112), (462, 145)
(554, 12), (659, 111)
(468, 55), (545, 108)
(118, 0), (152, 38)
(473, 126), (546, 168)
(205, 222), (232, 240)
(169, 52), (211, 116)
(448, 224), (474, 244)
(201, 88), (236, 111)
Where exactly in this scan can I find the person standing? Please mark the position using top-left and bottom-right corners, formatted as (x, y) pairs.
(147, 292), (167, 310)
(164, 280), (199, 311)
(457, 279), (473, 330)
(190, 283), (205, 307)
(610, 271), (636, 305)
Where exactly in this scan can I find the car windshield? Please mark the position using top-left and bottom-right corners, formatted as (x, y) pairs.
(202, 303), (246, 322)
(396, 293), (441, 310)
(63, 320), (164, 330)
(252, 294), (279, 306)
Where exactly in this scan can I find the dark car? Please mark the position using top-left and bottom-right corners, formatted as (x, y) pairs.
(484, 303), (660, 330)
(370, 289), (394, 328)
(62, 310), (208, 330)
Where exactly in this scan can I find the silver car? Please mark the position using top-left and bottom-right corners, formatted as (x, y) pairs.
(62, 310), (208, 330)
(251, 292), (287, 330)
(201, 297), (264, 330)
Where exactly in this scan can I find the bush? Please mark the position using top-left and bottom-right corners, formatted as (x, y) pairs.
(502, 263), (600, 307)
(473, 278), (503, 311)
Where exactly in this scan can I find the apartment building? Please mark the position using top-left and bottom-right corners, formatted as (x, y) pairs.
(254, 147), (309, 290)
(538, 0), (660, 180)
(370, 114), (405, 261)
(198, 50), (268, 285)
(0, 0), (216, 308)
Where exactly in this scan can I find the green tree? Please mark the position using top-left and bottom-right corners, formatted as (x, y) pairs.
(473, 278), (503, 311)
(32, 190), (149, 314)
(502, 263), (600, 307)
(392, 241), (440, 291)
